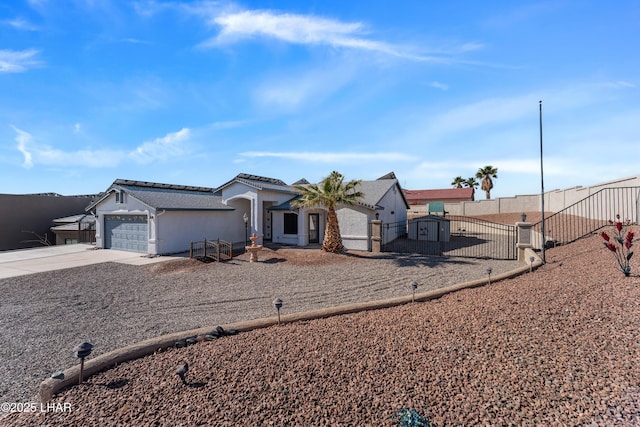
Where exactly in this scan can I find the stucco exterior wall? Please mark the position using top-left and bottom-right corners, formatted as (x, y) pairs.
(336, 206), (370, 251)
(376, 185), (407, 225)
(155, 210), (238, 255)
(93, 192), (151, 250)
(441, 174), (640, 218)
(0, 194), (94, 251)
(270, 211), (301, 245)
(221, 183), (293, 245)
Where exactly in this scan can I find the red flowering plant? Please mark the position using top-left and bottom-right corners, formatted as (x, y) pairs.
(601, 215), (635, 276)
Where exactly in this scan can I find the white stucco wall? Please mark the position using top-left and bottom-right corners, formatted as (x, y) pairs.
(154, 210), (238, 255)
(221, 183), (295, 245)
(376, 184), (407, 225)
(93, 192), (152, 250)
(376, 184), (409, 245)
(270, 211), (301, 245)
(336, 206), (369, 251)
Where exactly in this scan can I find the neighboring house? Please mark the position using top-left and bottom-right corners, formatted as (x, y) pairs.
(0, 193), (96, 251)
(86, 179), (234, 255)
(404, 188), (475, 205)
(50, 214), (96, 245)
(404, 188), (474, 218)
(87, 172), (409, 255)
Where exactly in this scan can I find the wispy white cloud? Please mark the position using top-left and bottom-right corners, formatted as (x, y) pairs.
(198, 9), (462, 62)
(3, 18), (39, 31)
(482, 2), (562, 29)
(10, 125), (124, 168)
(416, 82), (617, 142)
(38, 148), (124, 167)
(429, 81), (449, 91)
(601, 80), (636, 89)
(11, 126), (34, 168)
(253, 65), (355, 111)
(130, 128), (191, 163)
(240, 151), (415, 163)
(209, 119), (253, 130)
(119, 37), (151, 45)
(0, 49), (42, 73)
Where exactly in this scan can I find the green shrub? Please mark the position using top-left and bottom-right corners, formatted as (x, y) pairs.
(392, 408), (435, 427)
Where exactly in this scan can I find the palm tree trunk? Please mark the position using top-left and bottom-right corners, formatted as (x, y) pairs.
(322, 206), (344, 253)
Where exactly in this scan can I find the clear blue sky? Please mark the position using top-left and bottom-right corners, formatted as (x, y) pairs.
(1, 1), (639, 198)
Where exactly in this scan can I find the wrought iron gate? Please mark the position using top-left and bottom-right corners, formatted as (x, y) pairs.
(381, 216), (517, 260)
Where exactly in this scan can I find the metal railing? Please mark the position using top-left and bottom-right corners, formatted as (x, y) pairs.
(381, 216), (517, 260)
(190, 238), (233, 262)
(532, 187), (640, 248)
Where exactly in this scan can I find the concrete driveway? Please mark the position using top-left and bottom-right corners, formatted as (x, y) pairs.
(0, 244), (183, 279)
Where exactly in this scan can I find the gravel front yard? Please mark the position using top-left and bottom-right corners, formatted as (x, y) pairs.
(4, 235), (640, 425)
(0, 246), (517, 407)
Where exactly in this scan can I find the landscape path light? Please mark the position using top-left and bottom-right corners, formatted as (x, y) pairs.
(486, 267), (492, 285)
(243, 213), (249, 247)
(529, 256), (535, 273)
(273, 297), (283, 324)
(410, 281), (418, 303)
(73, 342), (93, 385)
(176, 361), (189, 385)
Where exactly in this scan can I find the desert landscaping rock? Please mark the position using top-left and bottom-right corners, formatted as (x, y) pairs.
(3, 235), (640, 425)
(0, 246), (516, 406)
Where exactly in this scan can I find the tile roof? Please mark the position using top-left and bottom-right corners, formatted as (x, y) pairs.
(215, 173), (294, 194)
(270, 174), (409, 211)
(404, 188), (474, 201)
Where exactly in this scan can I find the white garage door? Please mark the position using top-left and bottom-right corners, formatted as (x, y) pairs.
(104, 215), (148, 253)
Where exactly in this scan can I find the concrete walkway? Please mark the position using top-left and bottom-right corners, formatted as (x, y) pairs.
(0, 244), (183, 279)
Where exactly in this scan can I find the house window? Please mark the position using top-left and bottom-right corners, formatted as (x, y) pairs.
(284, 213), (298, 235)
(115, 191), (126, 204)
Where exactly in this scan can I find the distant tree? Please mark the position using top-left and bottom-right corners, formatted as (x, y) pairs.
(475, 166), (498, 199)
(292, 171), (364, 253)
(463, 177), (478, 190)
(451, 176), (465, 188)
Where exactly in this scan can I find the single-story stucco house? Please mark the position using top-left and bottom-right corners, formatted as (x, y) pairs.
(86, 180), (235, 254)
(405, 187), (475, 219)
(86, 172), (409, 255)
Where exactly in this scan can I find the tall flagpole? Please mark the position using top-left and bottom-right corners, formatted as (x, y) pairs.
(540, 100), (546, 264)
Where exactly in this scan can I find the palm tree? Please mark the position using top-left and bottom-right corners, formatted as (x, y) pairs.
(475, 166), (498, 199)
(292, 171), (364, 253)
(463, 177), (478, 190)
(451, 176), (465, 188)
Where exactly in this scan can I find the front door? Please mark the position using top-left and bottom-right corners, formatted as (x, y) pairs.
(264, 211), (272, 241)
(309, 213), (320, 244)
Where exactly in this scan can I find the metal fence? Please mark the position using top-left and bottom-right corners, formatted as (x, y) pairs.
(190, 239), (233, 261)
(532, 187), (640, 248)
(381, 216), (517, 260)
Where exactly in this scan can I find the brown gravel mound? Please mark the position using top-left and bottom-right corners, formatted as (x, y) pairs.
(147, 247), (360, 275)
(5, 234), (639, 426)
